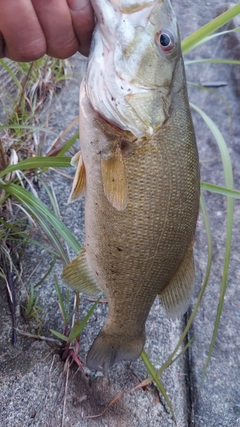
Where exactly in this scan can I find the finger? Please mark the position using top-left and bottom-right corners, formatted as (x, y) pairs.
(0, 0), (46, 62)
(67, 0), (94, 56)
(0, 32), (5, 59)
(32, 0), (79, 59)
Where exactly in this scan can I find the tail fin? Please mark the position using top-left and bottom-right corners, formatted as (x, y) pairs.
(86, 327), (145, 372)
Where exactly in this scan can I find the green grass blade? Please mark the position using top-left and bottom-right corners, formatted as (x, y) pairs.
(191, 103), (233, 186)
(0, 59), (22, 90)
(57, 132), (79, 156)
(141, 350), (175, 420)
(13, 203), (68, 264)
(0, 216), (26, 233)
(0, 156), (71, 178)
(54, 276), (68, 325)
(152, 336), (195, 378)
(49, 329), (68, 342)
(187, 28), (240, 52)
(170, 336), (195, 366)
(0, 124), (57, 133)
(2, 229), (60, 257)
(181, 5), (240, 54)
(191, 103), (234, 384)
(28, 210), (70, 265)
(187, 82), (233, 126)
(201, 182), (240, 199)
(68, 297), (101, 342)
(20, 237), (60, 257)
(2, 182), (81, 255)
(185, 59), (240, 66)
(38, 178), (61, 218)
(65, 289), (71, 320)
(35, 256), (57, 288)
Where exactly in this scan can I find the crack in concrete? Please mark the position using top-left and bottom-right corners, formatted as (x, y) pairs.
(184, 310), (195, 427)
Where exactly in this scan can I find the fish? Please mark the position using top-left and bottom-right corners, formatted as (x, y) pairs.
(62, 0), (200, 371)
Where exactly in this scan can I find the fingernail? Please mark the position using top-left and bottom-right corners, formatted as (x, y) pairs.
(67, 0), (89, 11)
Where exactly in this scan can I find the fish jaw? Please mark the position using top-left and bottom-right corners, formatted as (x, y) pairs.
(86, 0), (180, 137)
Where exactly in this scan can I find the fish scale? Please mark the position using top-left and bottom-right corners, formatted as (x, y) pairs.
(62, 0), (200, 371)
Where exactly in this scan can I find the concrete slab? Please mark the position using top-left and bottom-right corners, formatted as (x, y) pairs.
(173, 1), (240, 425)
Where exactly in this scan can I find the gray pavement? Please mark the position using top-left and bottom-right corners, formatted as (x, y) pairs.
(1, 1), (240, 426)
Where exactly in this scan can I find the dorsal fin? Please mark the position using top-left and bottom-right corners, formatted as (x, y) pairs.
(68, 151), (86, 203)
(101, 144), (128, 211)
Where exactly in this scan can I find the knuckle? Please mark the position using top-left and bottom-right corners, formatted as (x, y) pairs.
(21, 39), (46, 61)
(47, 38), (78, 59)
(0, 32), (5, 58)
(6, 37), (47, 62)
(18, 46), (46, 62)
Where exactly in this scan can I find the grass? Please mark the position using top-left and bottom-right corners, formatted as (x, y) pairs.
(0, 3), (240, 421)
(21, 283), (44, 335)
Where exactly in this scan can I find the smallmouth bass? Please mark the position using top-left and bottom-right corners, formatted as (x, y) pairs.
(63, 0), (200, 371)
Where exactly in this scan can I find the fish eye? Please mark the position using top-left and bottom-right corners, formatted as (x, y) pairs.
(156, 30), (175, 53)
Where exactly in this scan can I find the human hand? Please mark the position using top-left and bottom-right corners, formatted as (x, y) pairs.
(0, 0), (94, 61)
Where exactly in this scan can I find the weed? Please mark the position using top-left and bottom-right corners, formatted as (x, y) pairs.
(50, 277), (100, 366)
(21, 283), (44, 330)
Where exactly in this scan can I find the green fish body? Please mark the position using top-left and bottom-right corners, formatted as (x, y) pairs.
(63, 0), (200, 371)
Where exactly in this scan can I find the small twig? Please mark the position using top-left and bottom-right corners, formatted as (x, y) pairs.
(88, 377), (153, 419)
(24, 253), (46, 285)
(48, 168), (74, 180)
(61, 358), (70, 427)
(200, 80), (228, 87)
(34, 255), (57, 288)
(0, 140), (8, 172)
(16, 329), (61, 345)
(15, 62), (34, 115)
(87, 297), (108, 303)
(46, 116), (79, 157)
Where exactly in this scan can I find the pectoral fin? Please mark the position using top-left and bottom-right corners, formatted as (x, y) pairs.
(70, 151), (81, 167)
(62, 250), (99, 295)
(68, 151), (86, 203)
(101, 144), (127, 211)
(158, 244), (195, 319)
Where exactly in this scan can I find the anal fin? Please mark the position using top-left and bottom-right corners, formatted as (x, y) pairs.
(68, 151), (86, 203)
(62, 250), (100, 295)
(159, 244), (195, 320)
(101, 144), (127, 211)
